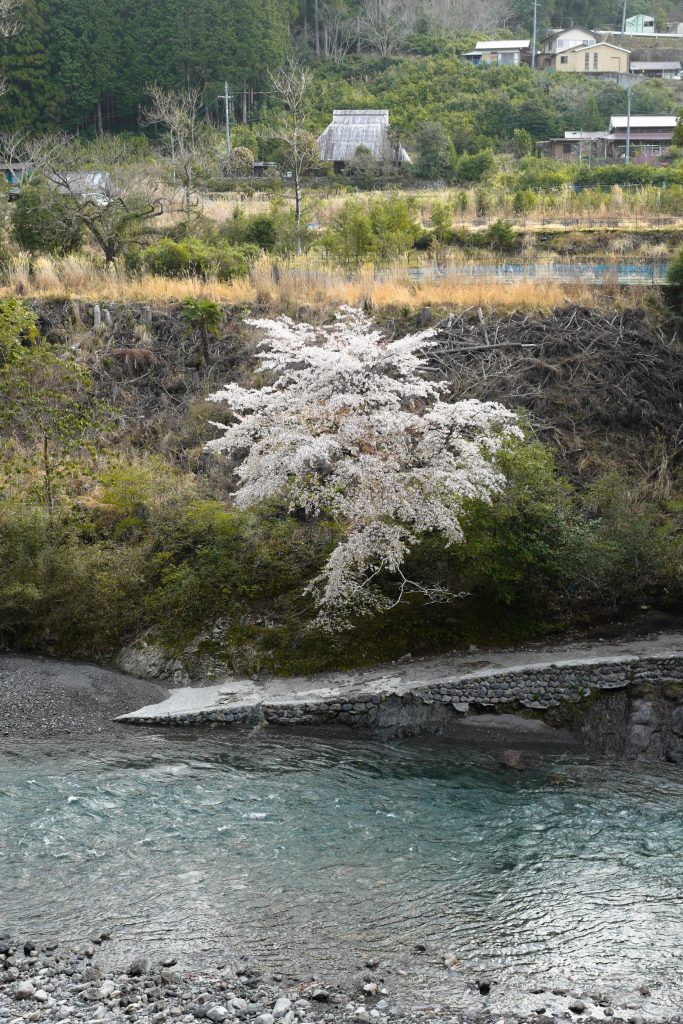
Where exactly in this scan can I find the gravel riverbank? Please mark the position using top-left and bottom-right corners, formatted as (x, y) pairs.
(0, 936), (675, 1024)
(0, 657), (167, 739)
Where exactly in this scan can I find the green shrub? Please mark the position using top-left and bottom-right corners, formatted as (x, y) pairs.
(368, 194), (419, 259)
(140, 237), (214, 278)
(139, 236), (255, 280)
(486, 219), (516, 252)
(667, 244), (683, 290)
(453, 149), (494, 184)
(0, 435), (680, 672)
(243, 214), (277, 250)
(212, 242), (258, 281)
(323, 198), (375, 267)
(0, 500), (148, 658)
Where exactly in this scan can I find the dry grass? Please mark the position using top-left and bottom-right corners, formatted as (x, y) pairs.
(0, 252), (634, 313)
(156, 192), (278, 231)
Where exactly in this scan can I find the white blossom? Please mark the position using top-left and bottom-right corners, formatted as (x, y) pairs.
(206, 306), (522, 629)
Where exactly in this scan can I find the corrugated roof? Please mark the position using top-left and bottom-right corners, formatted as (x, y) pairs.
(316, 109), (410, 163)
(561, 40), (630, 52)
(541, 26), (596, 41)
(609, 115), (677, 127)
(631, 60), (681, 69)
(564, 131), (610, 139)
(474, 39), (530, 49)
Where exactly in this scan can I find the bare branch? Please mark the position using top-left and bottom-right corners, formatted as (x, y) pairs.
(358, 0), (416, 56)
(0, 0), (22, 37)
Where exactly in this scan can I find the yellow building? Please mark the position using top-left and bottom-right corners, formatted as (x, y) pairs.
(549, 41), (630, 74)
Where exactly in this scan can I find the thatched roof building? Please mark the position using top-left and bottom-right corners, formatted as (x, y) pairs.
(316, 110), (410, 166)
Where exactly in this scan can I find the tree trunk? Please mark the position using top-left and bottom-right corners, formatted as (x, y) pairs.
(43, 435), (54, 521)
(314, 0), (320, 55)
(294, 167), (302, 256)
(242, 85), (248, 123)
(200, 325), (210, 366)
(96, 98), (104, 139)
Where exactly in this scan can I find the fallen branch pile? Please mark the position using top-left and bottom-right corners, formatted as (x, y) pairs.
(431, 305), (683, 487)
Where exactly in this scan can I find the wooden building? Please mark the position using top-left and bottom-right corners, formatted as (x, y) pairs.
(545, 41), (630, 75)
(461, 40), (531, 65)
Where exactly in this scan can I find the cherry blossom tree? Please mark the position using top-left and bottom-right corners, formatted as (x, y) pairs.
(205, 307), (521, 629)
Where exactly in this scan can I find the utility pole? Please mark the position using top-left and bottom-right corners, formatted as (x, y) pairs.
(220, 82), (231, 161)
(621, 0), (627, 33)
(625, 74), (633, 163)
(531, 0), (539, 68)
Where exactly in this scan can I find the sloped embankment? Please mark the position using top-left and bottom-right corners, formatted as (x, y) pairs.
(28, 299), (683, 480)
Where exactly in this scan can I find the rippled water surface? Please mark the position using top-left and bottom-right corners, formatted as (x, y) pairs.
(2, 731), (682, 1014)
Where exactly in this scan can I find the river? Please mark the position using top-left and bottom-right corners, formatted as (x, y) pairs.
(1, 728), (681, 1019)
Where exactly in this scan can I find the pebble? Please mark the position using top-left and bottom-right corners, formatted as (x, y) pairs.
(205, 1007), (229, 1022)
(0, 933), (652, 1024)
(15, 979), (35, 999)
(128, 957), (149, 977)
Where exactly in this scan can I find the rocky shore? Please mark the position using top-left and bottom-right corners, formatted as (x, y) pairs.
(0, 936), (676, 1024)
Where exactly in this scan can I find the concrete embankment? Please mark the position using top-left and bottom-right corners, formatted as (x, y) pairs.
(117, 633), (683, 762)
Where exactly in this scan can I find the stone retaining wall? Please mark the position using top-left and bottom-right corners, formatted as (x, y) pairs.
(126, 651), (683, 734)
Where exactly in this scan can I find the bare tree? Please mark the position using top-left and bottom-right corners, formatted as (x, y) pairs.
(57, 179), (164, 265)
(0, 130), (34, 186)
(26, 135), (165, 264)
(421, 0), (509, 32)
(0, 0), (22, 96)
(141, 85), (214, 213)
(0, 0), (22, 37)
(265, 60), (318, 256)
(358, 0), (416, 56)
(320, 2), (355, 62)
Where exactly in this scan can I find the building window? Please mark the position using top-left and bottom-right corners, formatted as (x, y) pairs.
(563, 143), (572, 153)
(593, 52), (598, 70)
(584, 52), (590, 70)
(560, 55), (568, 63)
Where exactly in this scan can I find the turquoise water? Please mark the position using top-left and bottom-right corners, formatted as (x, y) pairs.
(400, 262), (669, 285)
(1, 731), (682, 1015)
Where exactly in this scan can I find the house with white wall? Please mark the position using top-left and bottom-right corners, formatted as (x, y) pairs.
(461, 40), (531, 66)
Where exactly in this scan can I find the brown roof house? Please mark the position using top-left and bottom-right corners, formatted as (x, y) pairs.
(316, 110), (410, 171)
